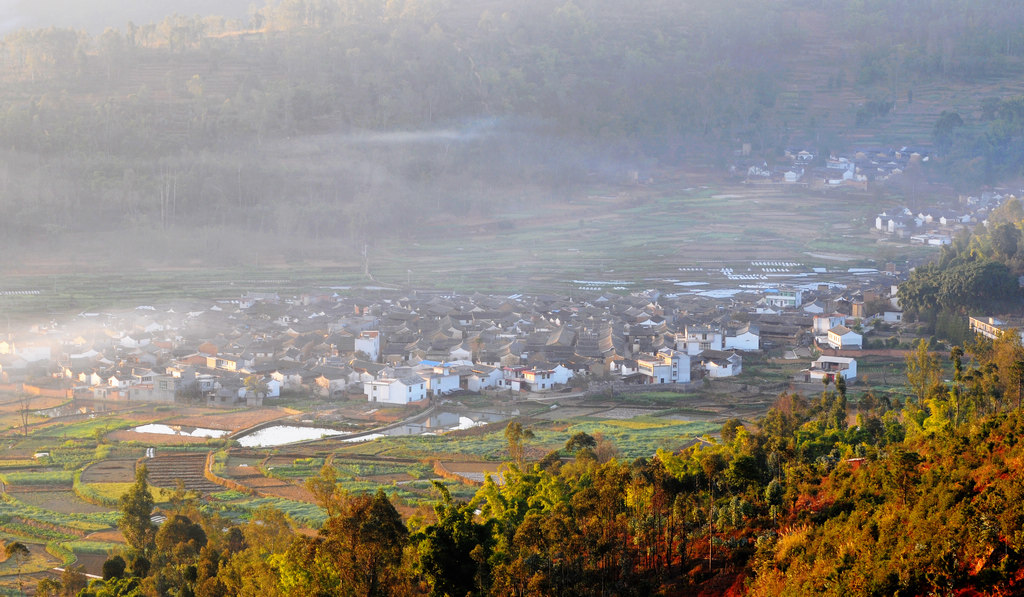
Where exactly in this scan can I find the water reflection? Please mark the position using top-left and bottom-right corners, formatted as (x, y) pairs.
(132, 423), (229, 438)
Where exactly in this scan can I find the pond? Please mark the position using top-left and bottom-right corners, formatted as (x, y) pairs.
(382, 410), (513, 436)
(235, 425), (345, 448)
(132, 424), (229, 439)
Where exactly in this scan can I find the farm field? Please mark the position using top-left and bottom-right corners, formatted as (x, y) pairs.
(0, 178), (939, 320)
(0, 358), (914, 589)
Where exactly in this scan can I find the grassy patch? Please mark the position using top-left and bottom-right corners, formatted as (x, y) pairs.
(0, 470), (74, 486)
(78, 482), (174, 505)
(64, 540), (121, 555)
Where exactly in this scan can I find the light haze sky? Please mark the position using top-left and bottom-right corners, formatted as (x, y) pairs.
(0, 0), (254, 35)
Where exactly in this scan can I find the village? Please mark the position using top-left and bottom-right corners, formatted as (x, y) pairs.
(0, 262), (925, 418)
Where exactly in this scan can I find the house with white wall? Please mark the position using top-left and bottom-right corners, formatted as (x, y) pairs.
(805, 356), (857, 382)
(682, 325), (723, 356)
(827, 325), (862, 350)
(355, 330), (380, 362)
(701, 350), (743, 378)
(502, 364), (571, 391)
(724, 324), (759, 351)
(636, 350), (690, 384)
(465, 365), (503, 392)
(420, 364), (461, 396)
(364, 377), (427, 405)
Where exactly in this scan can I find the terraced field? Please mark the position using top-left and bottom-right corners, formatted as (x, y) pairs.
(144, 453), (222, 494)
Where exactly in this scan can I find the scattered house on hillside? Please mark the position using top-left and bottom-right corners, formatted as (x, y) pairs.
(804, 356), (857, 382)
(827, 325), (863, 350)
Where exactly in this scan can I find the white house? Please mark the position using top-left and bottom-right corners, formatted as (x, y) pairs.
(805, 356), (857, 382)
(701, 350), (742, 378)
(636, 350), (690, 384)
(502, 364), (571, 392)
(271, 369), (305, 392)
(364, 377), (428, 405)
(355, 331), (380, 362)
(764, 289), (802, 309)
(724, 324), (759, 351)
(882, 310), (903, 324)
(682, 325), (723, 356)
(420, 364), (461, 397)
(827, 325), (863, 350)
(813, 314), (847, 334)
(465, 365), (503, 392)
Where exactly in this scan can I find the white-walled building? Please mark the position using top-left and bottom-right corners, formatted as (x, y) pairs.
(465, 365), (503, 392)
(805, 356), (857, 382)
(701, 350), (743, 378)
(813, 314), (847, 334)
(682, 325), (723, 356)
(502, 364), (571, 392)
(827, 325), (863, 350)
(364, 377), (428, 405)
(764, 289), (802, 309)
(420, 364), (461, 396)
(724, 324), (759, 351)
(636, 350), (690, 384)
(355, 330), (381, 362)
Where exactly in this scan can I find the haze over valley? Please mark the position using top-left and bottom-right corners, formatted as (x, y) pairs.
(1, 2), (1024, 596)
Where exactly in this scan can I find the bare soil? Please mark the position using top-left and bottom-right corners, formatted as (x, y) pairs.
(80, 459), (136, 484)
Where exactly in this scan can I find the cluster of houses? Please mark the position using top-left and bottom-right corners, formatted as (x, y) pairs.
(733, 146), (931, 189)
(0, 272), (916, 409)
(874, 192), (1014, 245)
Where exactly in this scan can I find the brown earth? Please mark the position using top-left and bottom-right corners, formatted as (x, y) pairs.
(164, 408), (294, 432)
(223, 464), (315, 502)
(145, 453), (222, 494)
(80, 459), (137, 484)
(8, 490), (112, 514)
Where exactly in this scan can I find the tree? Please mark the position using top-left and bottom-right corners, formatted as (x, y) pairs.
(305, 464), (345, 517)
(102, 555), (127, 580)
(17, 393), (32, 436)
(118, 465), (156, 556)
(564, 431), (597, 455)
(933, 110), (964, 152)
(906, 339), (942, 406)
(415, 482), (493, 597)
(243, 375), (269, 398)
(720, 418), (744, 444)
(504, 421), (534, 466)
(5, 541), (29, 593)
(35, 577), (62, 596)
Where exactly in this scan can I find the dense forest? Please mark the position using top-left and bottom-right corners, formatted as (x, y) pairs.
(28, 337), (1024, 596)
(2, 0), (1024, 262)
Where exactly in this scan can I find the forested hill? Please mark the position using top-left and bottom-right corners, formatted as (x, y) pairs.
(2, 0), (1024, 264)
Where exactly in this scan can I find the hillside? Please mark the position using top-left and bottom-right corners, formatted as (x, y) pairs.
(0, 0), (1021, 279)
